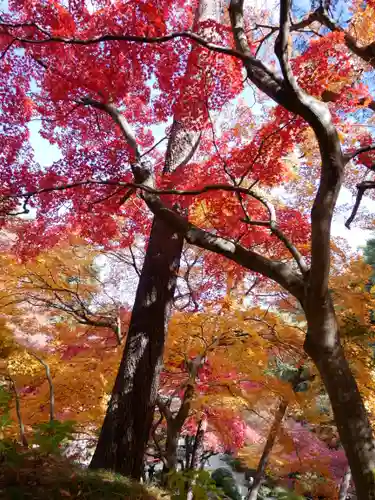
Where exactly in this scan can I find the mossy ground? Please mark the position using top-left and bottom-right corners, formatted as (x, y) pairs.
(0, 452), (168, 500)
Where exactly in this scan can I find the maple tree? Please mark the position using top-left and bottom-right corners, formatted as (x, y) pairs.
(2, 0), (375, 496)
(0, 237), (122, 339)
(1, 242), (375, 496)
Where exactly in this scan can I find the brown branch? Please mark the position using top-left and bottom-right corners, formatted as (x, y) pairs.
(1, 174), (305, 299)
(230, 0), (345, 320)
(0, 21), (274, 70)
(241, 189), (308, 275)
(247, 398), (288, 500)
(275, 0), (297, 92)
(345, 181), (375, 229)
(79, 97), (140, 160)
(314, 7), (375, 69)
(151, 413), (167, 467)
(156, 396), (173, 423)
(344, 145), (375, 164)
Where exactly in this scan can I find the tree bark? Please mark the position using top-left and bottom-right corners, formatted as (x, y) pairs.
(90, 217), (183, 478)
(90, 0), (221, 479)
(246, 399), (288, 500)
(305, 299), (375, 500)
(189, 418), (207, 470)
(338, 467), (352, 500)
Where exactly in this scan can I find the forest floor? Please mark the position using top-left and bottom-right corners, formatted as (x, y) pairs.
(0, 451), (168, 500)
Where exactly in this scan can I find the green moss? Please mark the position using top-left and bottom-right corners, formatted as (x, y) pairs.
(0, 452), (168, 500)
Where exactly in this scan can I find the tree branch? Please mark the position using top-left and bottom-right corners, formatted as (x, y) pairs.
(79, 97), (140, 160)
(275, 0), (297, 92)
(241, 189), (308, 275)
(344, 145), (375, 164)
(0, 22), (267, 66)
(314, 7), (375, 69)
(345, 181), (375, 229)
(156, 396), (173, 423)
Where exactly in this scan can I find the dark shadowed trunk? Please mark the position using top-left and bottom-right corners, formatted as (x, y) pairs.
(90, 0), (221, 479)
(90, 217), (183, 478)
(305, 296), (375, 499)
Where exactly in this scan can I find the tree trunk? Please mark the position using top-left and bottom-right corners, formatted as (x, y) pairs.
(305, 301), (375, 500)
(90, 217), (183, 478)
(165, 422), (179, 471)
(190, 418), (207, 470)
(246, 399), (288, 500)
(338, 467), (352, 500)
(90, 0), (221, 479)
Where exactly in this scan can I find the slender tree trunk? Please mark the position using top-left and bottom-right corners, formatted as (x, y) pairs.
(90, 218), (183, 478)
(165, 422), (179, 471)
(305, 299), (375, 500)
(190, 418), (207, 470)
(338, 467), (351, 500)
(186, 419), (207, 500)
(163, 359), (203, 471)
(8, 376), (28, 447)
(246, 399), (288, 500)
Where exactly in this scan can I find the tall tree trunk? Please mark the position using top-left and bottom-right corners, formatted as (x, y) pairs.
(90, 0), (222, 479)
(90, 218), (183, 478)
(305, 299), (375, 499)
(246, 399), (288, 500)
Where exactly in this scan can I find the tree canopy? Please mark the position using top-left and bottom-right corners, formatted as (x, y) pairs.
(2, 0), (375, 498)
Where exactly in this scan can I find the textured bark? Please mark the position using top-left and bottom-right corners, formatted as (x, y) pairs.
(246, 399), (288, 500)
(90, 0), (221, 479)
(338, 467), (352, 500)
(305, 298), (375, 500)
(161, 355), (204, 471)
(228, 2), (375, 497)
(90, 217), (183, 478)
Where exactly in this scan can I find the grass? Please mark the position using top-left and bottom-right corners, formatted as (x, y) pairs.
(0, 451), (169, 500)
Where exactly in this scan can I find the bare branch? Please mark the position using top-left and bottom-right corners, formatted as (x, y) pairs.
(345, 181), (375, 229)
(314, 7), (375, 69)
(275, 0), (297, 92)
(79, 97), (140, 160)
(241, 190), (308, 275)
(344, 145), (375, 164)
(156, 395), (173, 422)
(229, 0), (345, 310)
(0, 21), (269, 67)
(2, 178), (305, 300)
